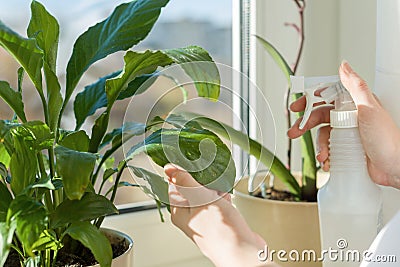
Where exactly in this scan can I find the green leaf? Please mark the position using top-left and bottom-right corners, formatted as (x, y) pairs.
(0, 20), (43, 95)
(163, 46), (220, 101)
(256, 35), (294, 82)
(51, 193), (118, 228)
(27, 1), (62, 130)
(59, 130), (90, 152)
(43, 63), (63, 131)
(9, 136), (37, 195)
(64, 221), (112, 267)
(7, 195), (47, 256)
(106, 50), (173, 109)
(298, 115), (317, 201)
(88, 112), (109, 153)
(117, 72), (159, 99)
(0, 162), (7, 180)
(89, 50), (173, 153)
(54, 146), (97, 200)
(11, 121), (53, 151)
(164, 113), (204, 130)
(0, 221), (16, 267)
(0, 121), (20, 157)
(175, 113), (301, 197)
(29, 175), (55, 190)
(102, 168), (117, 182)
(129, 128), (236, 193)
(74, 72), (157, 130)
(129, 166), (168, 206)
(100, 122), (146, 162)
(32, 230), (62, 252)
(65, 0), (169, 105)
(74, 71), (120, 130)
(0, 81), (26, 122)
(27, 0), (59, 71)
(0, 143), (11, 168)
(0, 181), (12, 222)
(17, 67), (24, 92)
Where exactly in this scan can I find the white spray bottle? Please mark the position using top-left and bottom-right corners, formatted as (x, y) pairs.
(290, 75), (382, 267)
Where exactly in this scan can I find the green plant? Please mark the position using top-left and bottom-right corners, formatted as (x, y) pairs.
(254, 0), (318, 201)
(261, 0), (316, 201)
(0, 0), (235, 266)
(168, 0), (317, 202)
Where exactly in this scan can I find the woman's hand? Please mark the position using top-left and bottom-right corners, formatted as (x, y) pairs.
(165, 164), (278, 267)
(288, 61), (400, 189)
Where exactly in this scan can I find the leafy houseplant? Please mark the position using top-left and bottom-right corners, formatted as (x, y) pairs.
(173, 0), (316, 202)
(253, 0), (318, 202)
(0, 0), (236, 266)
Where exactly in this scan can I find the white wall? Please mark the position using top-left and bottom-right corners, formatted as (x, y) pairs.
(252, 0), (377, 172)
(253, 0), (400, 224)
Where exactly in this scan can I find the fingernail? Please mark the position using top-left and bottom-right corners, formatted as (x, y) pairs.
(340, 60), (351, 74)
(164, 163), (186, 179)
(289, 100), (295, 111)
(165, 163), (185, 171)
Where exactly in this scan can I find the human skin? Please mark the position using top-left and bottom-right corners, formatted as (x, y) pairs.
(288, 61), (400, 189)
(165, 164), (279, 267)
(164, 61), (400, 267)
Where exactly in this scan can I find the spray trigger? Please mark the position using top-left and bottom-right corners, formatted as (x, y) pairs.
(290, 75), (340, 130)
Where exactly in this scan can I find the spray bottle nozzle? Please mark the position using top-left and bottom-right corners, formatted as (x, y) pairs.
(290, 75), (355, 130)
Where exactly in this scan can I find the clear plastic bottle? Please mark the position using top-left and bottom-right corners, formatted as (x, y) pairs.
(318, 85), (382, 267)
(318, 123), (382, 266)
(290, 76), (382, 267)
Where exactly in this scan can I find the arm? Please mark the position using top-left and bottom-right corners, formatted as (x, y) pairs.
(165, 164), (280, 267)
(288, 61), (400, 189)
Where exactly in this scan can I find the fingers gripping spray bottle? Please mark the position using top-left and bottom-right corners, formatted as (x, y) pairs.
(290, 75), (382, 267)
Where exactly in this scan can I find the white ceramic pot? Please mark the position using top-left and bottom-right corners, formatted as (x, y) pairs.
(91, 228), (134, 267)
(233, 176), (321, 267)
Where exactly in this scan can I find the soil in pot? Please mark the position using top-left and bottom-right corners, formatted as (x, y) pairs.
(5, 236), (129, 267)
(253, 187), (299, 202)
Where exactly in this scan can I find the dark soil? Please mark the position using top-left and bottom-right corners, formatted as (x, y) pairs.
(4, 250), (19, 266)
(253, 187), (299, 202)
(5, 239), (129, 267)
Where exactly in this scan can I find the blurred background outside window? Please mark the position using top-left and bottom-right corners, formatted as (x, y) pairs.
(0, 0), (232, 204)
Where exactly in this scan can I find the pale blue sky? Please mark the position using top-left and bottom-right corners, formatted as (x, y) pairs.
(1, 0), (232, 28)
(0, 0), (231, 67)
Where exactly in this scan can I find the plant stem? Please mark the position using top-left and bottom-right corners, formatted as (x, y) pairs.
(46, 250), (51, 267)
(48, 147), (56, 180)
(37, 153), (54, 212)
(286, 0), (306, 170)
(95, 161), (126, 228)
(98, 176), (108, 195)
(10, 244), (24, 258)
(92, 158), (105, 185)
(53, 190), (61, 207)
(51, 250), (58, 267)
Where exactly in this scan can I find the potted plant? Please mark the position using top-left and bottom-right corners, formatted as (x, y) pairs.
(168, 1), (322, 266)
(0, 0), (236, 266)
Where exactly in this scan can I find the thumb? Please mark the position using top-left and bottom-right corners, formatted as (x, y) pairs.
(164, 163), (218, 207)
(339, 61), (378, 108)
(164, 164), (202, 188)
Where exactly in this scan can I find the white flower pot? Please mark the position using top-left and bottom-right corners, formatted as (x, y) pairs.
(233, 176), (321, 267)
(91, 228), (134, 267)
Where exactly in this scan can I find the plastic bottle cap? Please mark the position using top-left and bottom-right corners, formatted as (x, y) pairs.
(330, 110), (358, 128)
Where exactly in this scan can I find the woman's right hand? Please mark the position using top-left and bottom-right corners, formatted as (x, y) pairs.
(287, 61), (400, 189)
